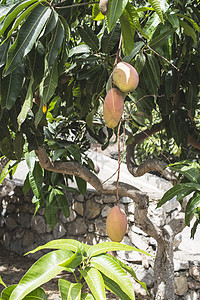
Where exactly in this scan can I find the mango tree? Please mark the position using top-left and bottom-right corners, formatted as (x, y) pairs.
(0, 0), (199, 299)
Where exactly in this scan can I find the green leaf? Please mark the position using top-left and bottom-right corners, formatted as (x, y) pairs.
(0, 0), (39, 37)
(45, 200), (58, 227)
(123, 41), (144, 63)
(9, 250), (71, 300)
(149, 28), (176, 49)
(0, 285), (17, 300)
(107, 0), (128, 31)
(167, 13), (179, 28)
(25, 239), (85, 255)
(81, 293), (95, 300)
(22, 287), (47, 299)
(59, 250), (83, 269)
(92, 3), (104, 21)
(147, 54), (160, 87)
(107, 254), (148, 293)
(46, 18), (64, 68)
(59, 279), (82, 300)
(170, 161), (200, 184)
(90, 255), (135, 299)
(80, 267), (106, 300)
(0, 39), (10, 67)
(102, 274), (132, 300)
(185, 192), (200, 226)
(87, 242), (151, 258)
(78, 24), (99, 51)
(75, 176), (86, 195)
(147, 0), (164, 23)
(3, 4), (51, 75)
(35, 61), (58, 127)
(0, 276), (7, 288)
(157, 184), (194, 208)
(86, 109), (95, 133)
(1, 64), (24, 110)
(3, 1), (42, 43)
(17, 73), (34, 129)
(101, 24), (121, 54)
(13, 131), (25, 161)
(134, 52), (146, 74)
(57, 194), (70, 218)
(179, 20), (197, 44)
(177, 13), (200, 32)
(120, 7), (135, 55)
(142, 60), (158, 95)
(66, 144), (81, 163)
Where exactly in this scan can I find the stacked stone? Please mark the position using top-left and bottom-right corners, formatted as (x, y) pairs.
(1, 185), (200, 299)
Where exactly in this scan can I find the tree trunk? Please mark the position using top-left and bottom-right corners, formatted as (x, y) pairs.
(154, 234), (175, 300)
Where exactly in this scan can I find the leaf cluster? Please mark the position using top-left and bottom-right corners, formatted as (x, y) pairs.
(0, 239), (150, 299)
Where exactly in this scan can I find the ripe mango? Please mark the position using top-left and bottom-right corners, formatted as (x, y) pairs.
(106, 206), (128, 242)
(99, 0), (109, 15)
(103, 88), (124, 128)
(112, 62), (139, 93)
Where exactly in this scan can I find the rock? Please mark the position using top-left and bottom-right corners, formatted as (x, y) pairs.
(68, 218), (87, 236)
(10, 238), (23, 255)
(120, 197), (132, 204)
(128, 214), (134, 222)
(73, 201), (84, 216)
(174, 260), (189, 272)
(93, 195), (103, 204)
(101, 205), (111, 218)
(38, 208), (45, 216)
(128, 202), (135, 214)
(31, 215), (46, 234)
(128, 230), (149, 251)
(60, 208), (76, 223)
(53, 222), (67, 239)
(117, 237), (143, 263)
(136, 266), (154, 288)
(14, 227), (25, 239)
(22, 230), (34, 247)
(88, 223), (94, 232)
(85, 200), (101, 219)
(184, 290), (199, 300)
(18, 212), (31, 228)
(189, 265), (200, 282)
(188, 279), (200, 290)
(174, 276), (188, 295)
(6, 204), (16, 214)
(76, 194), (84, 202)
(130, 225), (147, 236)
(102, 194), (117, 204)
(94, 219), (106, 236)
(5, 216), (18, 230)
(3, 232), (10, 249)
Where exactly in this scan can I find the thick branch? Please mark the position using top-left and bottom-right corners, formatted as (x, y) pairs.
(35, 146), (161, 239)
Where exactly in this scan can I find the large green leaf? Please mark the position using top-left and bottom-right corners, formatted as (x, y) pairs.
(22, 287), (47, 300)
(59, 279), (82, 300)
(81, 293), (95, 300)
(107, 0), (128, 31)
(124, 41), (144, 63)
(17, 68), (34, 129)
(147, 54), (160, 87)
(90, 255), (135, 299)
(87, 242), (150, 258)
(120, 8), (135, 55)
(80, 267), (106, 300)
(147, 0), (163, 23)
(78, 23), (99, 51)
(57, 193), (70, 218)
(185, 192), (200, 226)
(170, 161), (200, 184)
(9, 250), (70, 300)
(180, 20), (197, 44)
(102, 274), (132, 300)
(149, 28), (176, 49)
(2, 1), (42, 44)
(1, 285), (17, 300)
(13, 131), (25, 161)
(101, 24), (121, 54)
(0, 3), (17, 22)
(25, 239), (86, 255)
(45, 200), (58, 228)
(4, 4), (51, 75)
(157, 184), (194, 208)
(0, 39), (10, 67)
(35, 61), (58, 127)
(0, 0), (39, 36)
(142, 60), (158, 95)
(46, 18), (64, 67)
(59, 250), (83, 269)
(1, 64), (24, 109)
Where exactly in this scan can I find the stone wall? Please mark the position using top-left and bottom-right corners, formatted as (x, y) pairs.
(0, 185), (200, 299)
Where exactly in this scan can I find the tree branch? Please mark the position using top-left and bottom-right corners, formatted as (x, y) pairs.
(35, 145), (161, 239)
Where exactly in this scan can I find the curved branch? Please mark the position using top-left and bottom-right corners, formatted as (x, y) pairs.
(35, 146), (161, 239)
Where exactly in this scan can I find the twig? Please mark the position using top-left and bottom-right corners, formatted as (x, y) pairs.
(114, 33), (123, 66)
(136, 29), (179, 71)
(53, 1), (98, 9)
